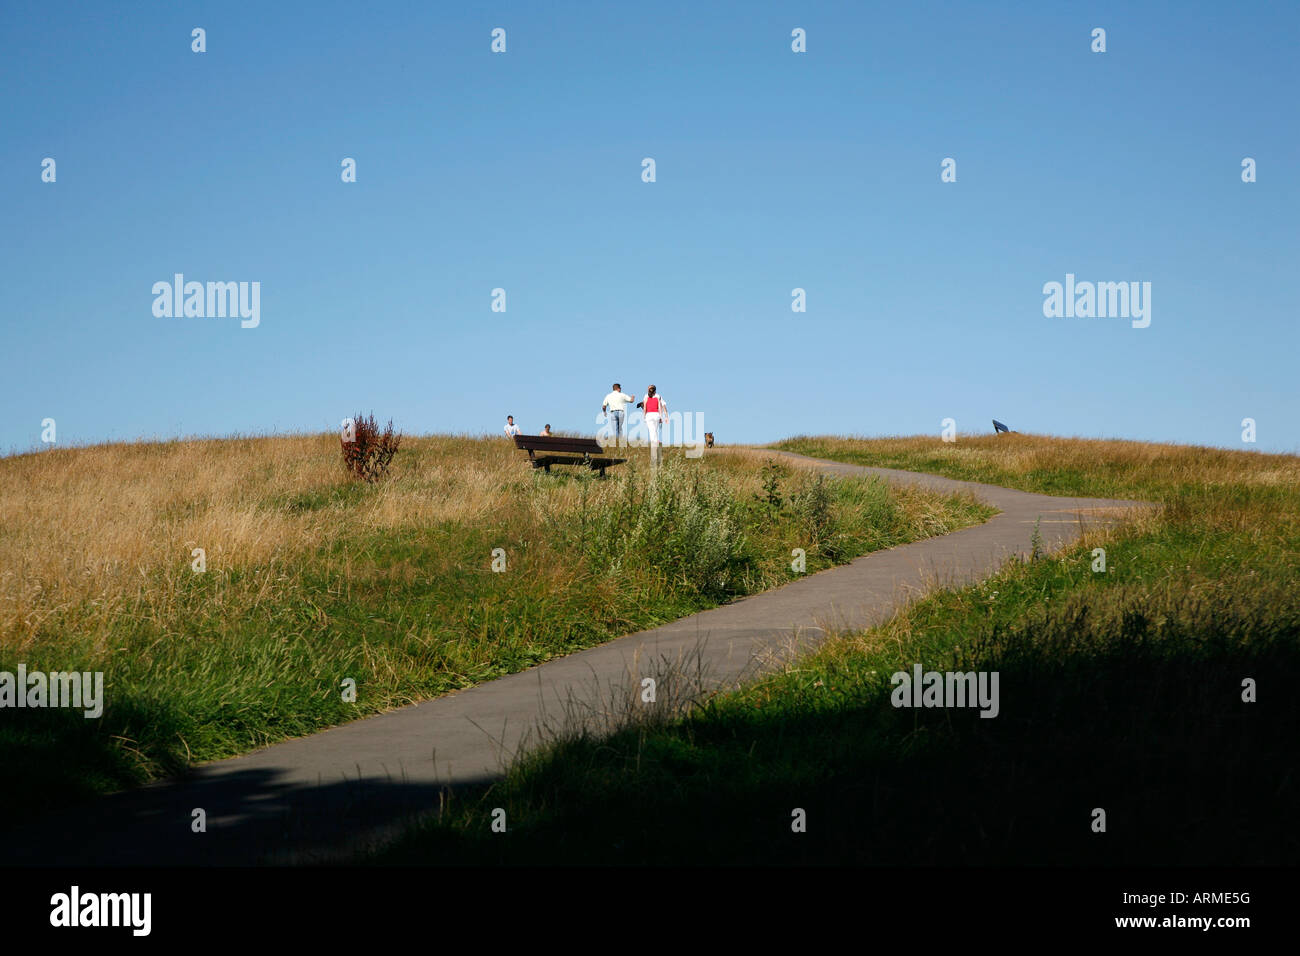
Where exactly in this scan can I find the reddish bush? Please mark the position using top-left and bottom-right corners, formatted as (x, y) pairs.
(340, 412), (402, 482)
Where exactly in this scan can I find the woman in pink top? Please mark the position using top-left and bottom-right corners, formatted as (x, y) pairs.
(638, 385), (666, 465)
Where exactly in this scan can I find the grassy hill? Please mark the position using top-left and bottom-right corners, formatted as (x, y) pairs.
(0, 435), (991, 820)
(373, 434), (1300, 865)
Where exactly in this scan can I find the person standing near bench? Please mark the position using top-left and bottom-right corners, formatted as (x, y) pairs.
(638, 384), (666, 465)
(601, 383), (635, 448)
(504, 415), (521, 438)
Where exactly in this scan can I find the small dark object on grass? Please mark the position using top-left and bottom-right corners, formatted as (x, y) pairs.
(341, 412), (402, 482)
(993, 420), (1011, 434)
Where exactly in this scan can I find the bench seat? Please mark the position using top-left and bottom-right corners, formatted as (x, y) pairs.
(513, 435), (626, 477)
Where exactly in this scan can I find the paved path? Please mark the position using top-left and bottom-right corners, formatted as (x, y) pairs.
(3, 451), (1149, 865)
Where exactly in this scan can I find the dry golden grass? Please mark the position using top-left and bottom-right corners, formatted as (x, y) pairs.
(0, 437), (864, 651)
(0, 435), (563, 649)
(12, 430), (1293, 655)
(777, 433), (1300, 491)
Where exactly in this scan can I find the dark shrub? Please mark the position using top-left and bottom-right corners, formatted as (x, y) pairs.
(341, 412), (402, 482)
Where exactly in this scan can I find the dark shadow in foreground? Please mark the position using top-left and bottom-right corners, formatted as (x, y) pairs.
(374, 610), (1299, 866)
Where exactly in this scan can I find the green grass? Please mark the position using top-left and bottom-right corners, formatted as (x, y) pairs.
(0, 439), (991, 820)
(371, 434), (1300, 865)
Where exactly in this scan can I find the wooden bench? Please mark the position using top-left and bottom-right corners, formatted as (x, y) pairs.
(513, 435), (626, 477)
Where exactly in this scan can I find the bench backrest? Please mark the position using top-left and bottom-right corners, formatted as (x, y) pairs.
(514, 434), (607, 455)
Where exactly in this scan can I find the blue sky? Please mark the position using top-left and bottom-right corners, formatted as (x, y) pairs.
(3, 0), (1297, 454)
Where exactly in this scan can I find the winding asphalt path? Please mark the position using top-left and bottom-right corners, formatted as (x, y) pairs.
(2, 450), (1149, 865)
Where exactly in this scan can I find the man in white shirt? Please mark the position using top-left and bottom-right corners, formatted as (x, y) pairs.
(504, 415), (521, 438)
(601, 383), (635, 448)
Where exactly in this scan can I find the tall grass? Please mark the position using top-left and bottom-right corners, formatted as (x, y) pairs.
(0, 436), (990, 819)
(372, 434), (1300, 865)
(775, 432), (1300, 500)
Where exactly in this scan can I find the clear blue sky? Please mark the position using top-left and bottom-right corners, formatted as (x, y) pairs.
(3, 0), (1297, 454)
